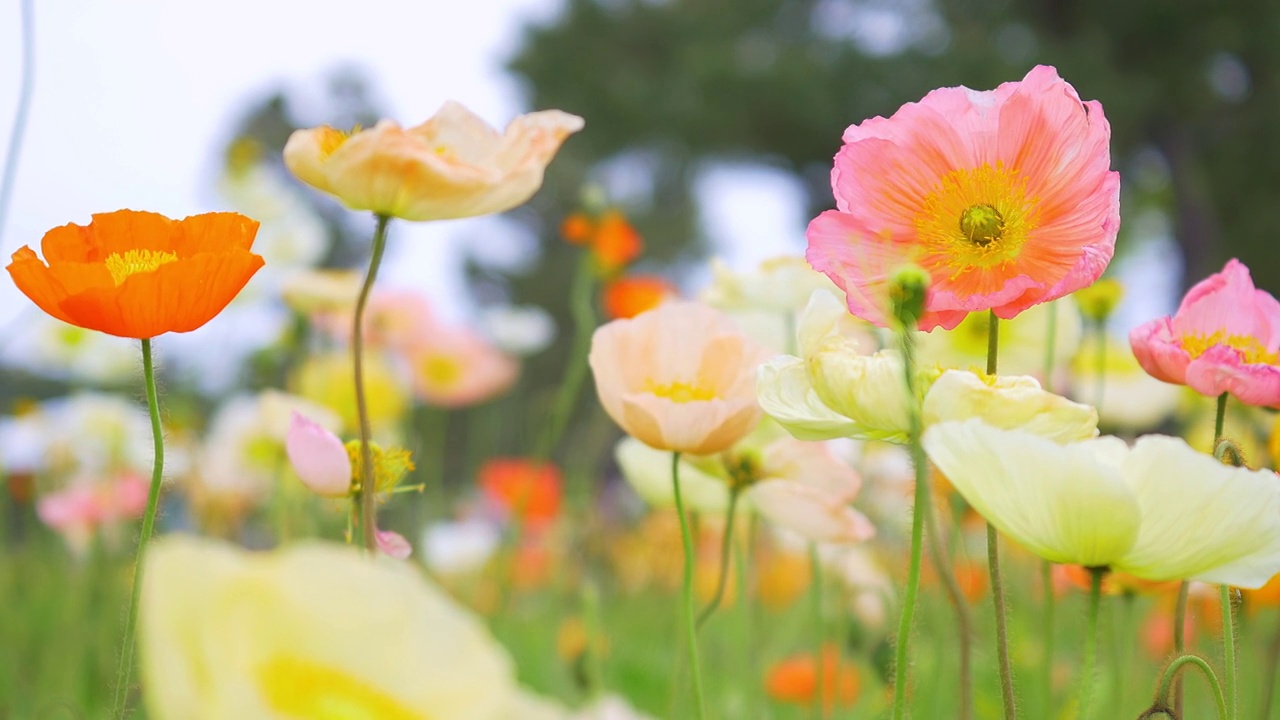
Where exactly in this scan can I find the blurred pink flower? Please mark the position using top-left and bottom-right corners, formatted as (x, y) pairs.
(376, 529), (412, 560)
(313, 288), (436, 351)
(407, 327), (519, 408)
(106, 473), (149, 520)
(285, 411), (353, 497)
(1131, 259), (1280, 406)
(807, 65), (1120, 330)
(37, 474), (150, 554)
(589, 301), (771, 455)
(751, 439), (875, 545)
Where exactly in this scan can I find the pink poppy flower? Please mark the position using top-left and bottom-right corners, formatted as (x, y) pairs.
(1130, 259), (1280, 406)
(376, 529), (412, 560)
(407, 326), (520, 408)
(285, 411), (353, 497)
(807, 65), (1120, 330)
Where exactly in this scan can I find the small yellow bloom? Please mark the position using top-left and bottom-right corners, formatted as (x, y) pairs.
(294, 352), (408, 435)
(1072, 278), (1125, 323)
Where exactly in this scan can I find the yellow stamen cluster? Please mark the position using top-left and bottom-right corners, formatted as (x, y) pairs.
(104, 249), (179, 286)
(1179, 331), (1279, 366)
(647, 381), (716, 404)
(419, 354), (463, 387)
(344, 440), (415, 495)
(257, 656), (422, 720)
(915, 163), (1039, 277)
(317, 125), (362, 159)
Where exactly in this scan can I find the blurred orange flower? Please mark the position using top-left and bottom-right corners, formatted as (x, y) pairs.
(560, 212), (594, 245)
(7, 210), (263, 339)
(479, 458), (562, 529)
(560, 209), (644, 273)
(602, 275), (675, 320)
(284, 102), (583, 222)
(765, 643), (861, 712)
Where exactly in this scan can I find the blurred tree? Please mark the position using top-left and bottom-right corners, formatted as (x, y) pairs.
(506, 0), (1280, 292)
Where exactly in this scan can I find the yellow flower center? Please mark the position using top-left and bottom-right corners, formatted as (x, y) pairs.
(257, 656), (425, 720)
(317, 125), (362, 159)
(420, 355), (463, 387)
(1179, 331), (1279, 366)
(104, 249), (179, 286)
(915, 163), (1039, 276)
(647, 381), (716, 403)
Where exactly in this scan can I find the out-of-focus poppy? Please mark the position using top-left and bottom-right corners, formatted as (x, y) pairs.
(478, 458), (562, 529)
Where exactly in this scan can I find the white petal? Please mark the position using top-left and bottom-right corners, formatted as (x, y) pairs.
(1117, 435), (1280, 588)
(922, 420), (1139, 567)
(807, 348), (911, 443)
(756, 356), (861, 441)
(923, 370), (1098, 443)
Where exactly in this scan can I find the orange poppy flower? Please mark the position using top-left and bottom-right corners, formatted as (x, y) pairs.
(7, 210), (263, 339)
(765, 643), (861, 712)
(478, 458), (562, 528)
(590, 210), (643, 272)
(601, 275), (675, 320)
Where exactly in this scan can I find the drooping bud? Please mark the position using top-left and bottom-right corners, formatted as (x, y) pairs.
(888, 264), (930, 331)
(285, 412), (352, 498)
(1214, 437), (1249, 468)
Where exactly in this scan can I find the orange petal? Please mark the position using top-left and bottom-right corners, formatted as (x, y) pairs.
(176, 212), (261, 256)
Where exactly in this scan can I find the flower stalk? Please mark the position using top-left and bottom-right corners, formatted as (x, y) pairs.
(112, 337), (166, 718)
(671, 451), (707, 719)
(1078, 567), (1105, 720)
(353, 214), (392, 551)
(696, 485), (741, 629)
(985, 310), (1018, 720)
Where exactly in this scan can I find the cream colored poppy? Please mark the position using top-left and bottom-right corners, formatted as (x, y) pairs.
(140, 536), (565, 719)
(284, 101), (583, 221)
(923, 369), (1098, 443)
(589, 301), (771, 455)
(923, 420), (1280, 587)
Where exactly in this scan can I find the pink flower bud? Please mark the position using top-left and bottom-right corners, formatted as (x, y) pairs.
(376, 529), (412, 560)
(285, 411), (352, 497)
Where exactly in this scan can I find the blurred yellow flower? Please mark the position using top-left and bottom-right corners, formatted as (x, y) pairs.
(1069, 334), (1181, 432)
(284, 102), (583, 222)
(1072, 278), (1125, 323)
(140, 536), (564, 719)
(294, 352), (408, 436)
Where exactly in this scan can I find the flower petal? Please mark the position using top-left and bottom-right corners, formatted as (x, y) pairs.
(756, 356), (861, 441)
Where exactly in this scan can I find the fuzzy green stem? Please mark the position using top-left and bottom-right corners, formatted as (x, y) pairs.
(890, 313), (929, 720)
(985, 311), (1017, 720)
(533, 254), (596, 464)
(1258, 616), (1280, 720)
(1042, 560), (1056, 712)
(353, 214), (391, 551)
(696, 486), (741, 629)
(112, 337), (166, 718)
(1220, 584), (1237, 720)
(1078, 568), (1104, 720)
(1093, 319), (1108, 411)
(672, 452), (707, 719)
(924, 487), (973, 720)
(1148, 654), (1228, 720)
(1172, 581), (1189, 715)
(1042, 302), (1057, 391)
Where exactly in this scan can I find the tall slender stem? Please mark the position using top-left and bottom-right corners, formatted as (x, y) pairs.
(1041, 305), (1058, 716)
(924, 489), (973, 720)
(671, 452), (706, 719)
(0, 0), (35, 241)
(984, 311), (1017, 720)
(353, 214), (391, 551)
(696, 486), (740, 629)
(1150, 654), (1228, 720)
(1078, 568), (1104, 720)
(112, 338), (166, 718)
(532, 254), (596, 463)
(809, 542), (824, 720)
(1220, 584), (1237, 720)
(1092, 320), (1108, 412)
(890, 311), (929, 720)
(1258, 615), (1280, 720)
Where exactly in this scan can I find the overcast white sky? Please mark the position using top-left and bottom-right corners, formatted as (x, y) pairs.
(0, 0), (1171, 375)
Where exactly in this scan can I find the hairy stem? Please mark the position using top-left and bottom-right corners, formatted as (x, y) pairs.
(353, 215), (391, 551)
(1078, 568), (1104, 720)
(112, 338), (166, 718)
(696, 486), (740, 629)
(672, 452), (707, 719)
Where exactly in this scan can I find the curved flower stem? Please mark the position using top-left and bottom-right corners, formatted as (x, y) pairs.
(1220, 584), (1237, 720)
(696, 486), (740, 629)
(0, 0), (34, 240)
(532, 254), (596, 465)
(112, 337), (166, 719)
(672, 452), (707, 719)
(890, 311), (929, 720)
(1078, 568), (1105, 720)
(924, 490), (973, 720)
(985, 311), (1018, 720)
(1147, 654), (1228, 720)
(353, 214), (391, 551)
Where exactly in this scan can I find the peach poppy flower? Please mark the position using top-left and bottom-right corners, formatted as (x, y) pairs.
(589, 301), (771, 455)
(602, 275), (675, 320)
(283, 101), (584, 221)
(807, 65), (1120, 330)
(7, 210), (263, 339)
(1131, 259), (1280, 406)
